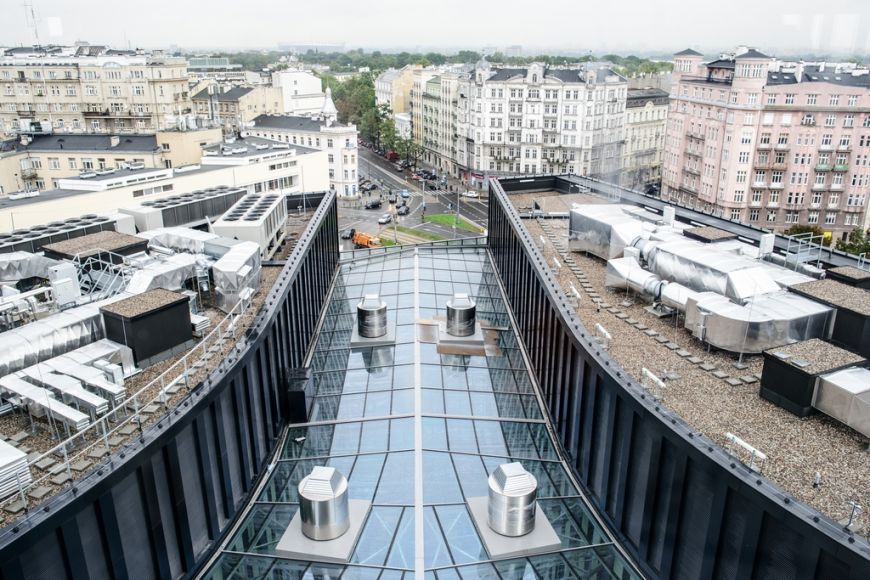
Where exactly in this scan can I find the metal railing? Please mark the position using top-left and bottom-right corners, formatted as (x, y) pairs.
(0, 290), (256, 518)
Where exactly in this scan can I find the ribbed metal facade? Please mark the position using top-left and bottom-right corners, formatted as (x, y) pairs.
(487, 177), (870, 580)
(0, 192), (339, 580)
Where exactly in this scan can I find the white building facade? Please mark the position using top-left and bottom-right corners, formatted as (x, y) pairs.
(271, 70), (325, 115)
(247, 90), (359, 196)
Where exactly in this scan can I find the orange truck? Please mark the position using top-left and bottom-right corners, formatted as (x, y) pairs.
(352, 232), (382, 248)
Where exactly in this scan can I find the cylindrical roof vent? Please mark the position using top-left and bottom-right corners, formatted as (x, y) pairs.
(357, 294), (387, 338)
(488, 462), (537, 537)
(298, 466), (350, 541)
(446, 293), (476, 337)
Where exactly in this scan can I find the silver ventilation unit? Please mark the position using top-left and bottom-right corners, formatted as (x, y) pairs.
(298, 466), (350, 541)
(357, 294), (387, 338)
(446, 293), (476, 337)
(487, 462), (538, 537)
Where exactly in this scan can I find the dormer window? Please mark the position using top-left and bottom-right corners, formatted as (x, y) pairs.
(532, 74), (537, 83)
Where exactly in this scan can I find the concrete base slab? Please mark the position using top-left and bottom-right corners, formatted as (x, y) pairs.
(437, 321), (486, 348)
(275, 499), (371, 564)
(350, 326), (396, 349)
(466, 496), (562, 560)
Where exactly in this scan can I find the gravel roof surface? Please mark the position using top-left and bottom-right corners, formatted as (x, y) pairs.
(790, 278), (870, 315)
(684, 226), (737, 242)
(828, 265), (870, 281)
(42, 230), (145, 257)
(511, 191), (869, 535)
(100, 288), (187, 318)
(766, 338), (866, 375)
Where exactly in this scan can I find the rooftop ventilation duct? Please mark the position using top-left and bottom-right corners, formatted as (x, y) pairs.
(298, 466), (350, 541)
(446, 293), (476, 337)
(357, 294), (387, 338)
(488, 462), (538, 537)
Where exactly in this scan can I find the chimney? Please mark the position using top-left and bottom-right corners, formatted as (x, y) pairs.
(357, 294), (387, 338)
(298, 466), (350, 541)
(109, 135), (120, 148)
(487, 462), (538, 537)
(446, 293), (476, 337)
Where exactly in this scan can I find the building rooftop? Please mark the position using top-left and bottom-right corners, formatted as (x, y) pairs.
(41, 230), (146, 258)
(485, 65), (622, 84)
(765, 338), (866, 376)
(626, 88), (669, 104)
(251, 114), (347, 132)
(201, 244), (639, 578)
(191, 86), (254, 102)
(1, 134), (159, 155)
(674, 48), (703, 57)
(789, 278), (870, 316)
(100, 288), (187, 319)
(202, 135), (318, 158)
(737, 48), (770, 59)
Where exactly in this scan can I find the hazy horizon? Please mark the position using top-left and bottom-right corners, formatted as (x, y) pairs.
(2, 0), (870, 58)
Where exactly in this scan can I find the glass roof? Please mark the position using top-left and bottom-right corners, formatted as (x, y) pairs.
(203, 245), (640, 579)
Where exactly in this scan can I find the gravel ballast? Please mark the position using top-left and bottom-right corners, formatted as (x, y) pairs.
(766, 338), (866, 375)
(790, 278), (870, 315)
(513, 191), (870, 535)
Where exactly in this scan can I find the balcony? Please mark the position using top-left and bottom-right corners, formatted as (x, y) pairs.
(83, 109), (110, 117)
(815, 164), (832, 172)
(756, 142), (772, 150)
(775, 143), (790, 150)
(683, 166), (701, 176)
(812, 183), (827, 191)
(769, 182), (784, 190)
(834, 164), (849, 172)
(20, 168), (37, 180)
(772, 162), (788, 170)
(753, 181), (768, 188)
(837, 144), (852, 152)
(819, 143), (834, 152)
(831, 183), (844, 191)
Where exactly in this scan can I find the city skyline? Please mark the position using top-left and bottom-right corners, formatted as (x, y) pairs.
(2, 0), (870, 57)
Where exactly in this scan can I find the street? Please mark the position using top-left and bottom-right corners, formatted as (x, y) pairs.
(338, 147), (489, 249)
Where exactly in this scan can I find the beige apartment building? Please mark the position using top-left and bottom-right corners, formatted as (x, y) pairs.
(375, 65), (419, 114)
(0, 44), (191, 138)
(663, 47), (870, 239)
(0, 129), (221, 196)
(191, 85), (283, 132)
(622, 88), (669, 189)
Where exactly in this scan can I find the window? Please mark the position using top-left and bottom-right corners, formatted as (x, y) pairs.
(133, 85), (144, 96)
(807, 211), (819, 223)
(825, 212), (837, 224)
(771, 170), (784, 184)
(769, 191), (780, 203)
(785, 94), (795, 105)
(81, 158), (93, 170)
(825, 114), (836, 127)
(848, 95), (858, 107)
(734, 190), (744, 202)
(785, 211), (799, 224)
(829, 94), (840, 106)
(829, 193), (840, 206)
(752, 190), (763, 203)
(731, 208), (742, 220)
(47, 157), (59, 170)
(766, 94), (777, 105)
(767, 210), (778, 222)
(844, 114), (854, 128)
(807, 94), (818, 106)
(67, 158), (77, 170)
(749, 209), (760, 221)
(736, 170), (747, 183)
(738, 151), (750, 163)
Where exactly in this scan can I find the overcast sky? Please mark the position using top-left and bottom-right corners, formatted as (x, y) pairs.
(3, 0), (870, 57)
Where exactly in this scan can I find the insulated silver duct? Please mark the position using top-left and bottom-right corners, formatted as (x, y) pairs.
(298, 466), (350, 541)
(815, 367), (870, 438)
(446, 293), (476, 337)
(357, 294), (387, 338)
(488, 462), (537, 537)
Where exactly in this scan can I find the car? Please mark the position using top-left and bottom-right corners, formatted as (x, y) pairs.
(388, 193), (397, 204)
(397, 205), (410, 216)
(365, 199), (382, 209)
(341, 228), (356, 239)
(394, 163), (404, 172)
(400, 189), (411, 199)
(461, 191), (479, 198)
(378, 214), (392, 224)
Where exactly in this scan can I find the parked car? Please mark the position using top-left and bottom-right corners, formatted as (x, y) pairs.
(378, 214), (392, 224)
(394, 163), (404, 172)
(461, 191), (479, 198)
(341, 228), (356, 239)
(397, 205), (410, 216)
(400, 189), (411, 199)
(386, 151), (400, 161)
(365, 199), (382, 209)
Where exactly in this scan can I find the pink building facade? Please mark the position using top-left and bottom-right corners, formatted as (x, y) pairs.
(663, 48), (870, 240)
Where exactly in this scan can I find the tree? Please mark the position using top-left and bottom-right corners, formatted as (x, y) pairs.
(836, 227), (870, 254)
(783, 224), (832, 246)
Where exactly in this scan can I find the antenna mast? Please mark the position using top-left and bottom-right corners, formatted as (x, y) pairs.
(23, 1), (41, 47)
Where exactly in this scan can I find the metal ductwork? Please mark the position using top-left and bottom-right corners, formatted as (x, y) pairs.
(488, 462), (538, 537)
(357, 294), (387, 338)
(298, 466), (350, 541)
(446, 293), (476, 337)
(813, 367), (870, 438)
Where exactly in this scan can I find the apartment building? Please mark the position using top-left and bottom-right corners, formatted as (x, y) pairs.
(420, 73), (461, 174)
(663, 47), (870, 238)
(451, 59), (628, 184)
(375, 65), (419, 113)
(622, 88), (669, 189)
(410, 67), (439, 147)
(191, 85), (283, 132)
(270, 69), (325, 115)
(0, 128), (221, 195)
(187, 57), (262, 85)
(0, 44), (191, 137)
(246, 90), (359, 196)
(0, 134), (328, 230)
